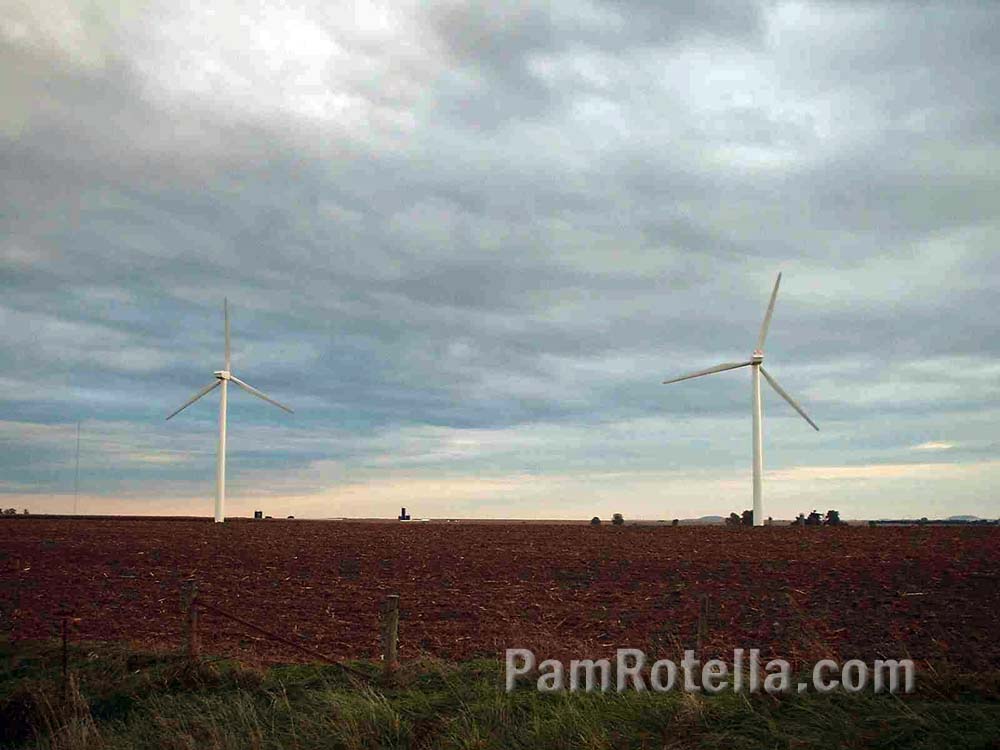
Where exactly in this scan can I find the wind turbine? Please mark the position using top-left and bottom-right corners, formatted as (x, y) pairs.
(166, 299), (293, 523)
(662, 273), (818, 526)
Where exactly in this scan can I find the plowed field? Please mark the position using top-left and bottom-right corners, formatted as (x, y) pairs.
(2, 518), (998, 669)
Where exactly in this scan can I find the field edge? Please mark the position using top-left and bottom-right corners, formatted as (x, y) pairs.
(3, 638), (1000, 750)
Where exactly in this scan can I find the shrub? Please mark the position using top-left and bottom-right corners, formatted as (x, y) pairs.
(611, 513), (624, 526)
(671, 519), (679, 527)
(590, 517), (601, 526)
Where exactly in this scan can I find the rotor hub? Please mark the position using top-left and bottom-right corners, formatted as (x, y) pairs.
(214, 370), (231, 380)
(751, 350), (764, 363)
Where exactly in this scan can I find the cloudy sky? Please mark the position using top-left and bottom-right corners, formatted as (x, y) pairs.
(2, 0), (998, 520)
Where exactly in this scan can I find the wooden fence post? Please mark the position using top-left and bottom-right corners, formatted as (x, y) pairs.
(380, 594), (400, 682)
(182, 581), (200, 660)
(696, 595), (710, 652)
(61, 616), (69, 702)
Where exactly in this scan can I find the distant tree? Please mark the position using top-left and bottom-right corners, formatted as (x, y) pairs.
(590, 516), (601, 526)
(612, 513), (624, 526)
(806, 510), (823, 526)
(671, 518), (680, 527)
(726, 512), (741, 527)
(2, 508), (16, 516)
(741, 510), (754, 526)
(919, 517), (929, 525)
(22, 509), (29, 515)
(824, 510), (842, 526)
(868, 520), (878, 528)
(792, 513), (806, 526)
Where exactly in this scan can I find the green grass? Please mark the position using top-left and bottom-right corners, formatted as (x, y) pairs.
(2, 640), (998, 749)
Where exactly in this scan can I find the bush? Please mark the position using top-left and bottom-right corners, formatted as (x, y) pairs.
(671, 519), (679, 527)
(611, 513), (624, 526)
(590, 517), (601, 526)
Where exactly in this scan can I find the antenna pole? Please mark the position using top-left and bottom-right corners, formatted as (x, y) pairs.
(215, 379), (228, 523)
(73, 422), (81, 515)
(751, 365), (764, 526)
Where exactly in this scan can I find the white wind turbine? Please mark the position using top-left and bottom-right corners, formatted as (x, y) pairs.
(166, 299), (293, 523)
(662, 273), (818, 526)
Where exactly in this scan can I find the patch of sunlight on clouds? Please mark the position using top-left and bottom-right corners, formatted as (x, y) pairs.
(130, 1), (433, 136)
(910, 441), (954, 452)
(771, 460), (997, 482)
(122, 451), (191, 466)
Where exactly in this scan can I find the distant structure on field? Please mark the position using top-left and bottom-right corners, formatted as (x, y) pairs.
(398, 507), (411, 521)
(872, 517), (997, 526)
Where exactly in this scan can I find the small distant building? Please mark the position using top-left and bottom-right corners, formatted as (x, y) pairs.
(398, 507), (411, 521)
(253, 510), (263, 520)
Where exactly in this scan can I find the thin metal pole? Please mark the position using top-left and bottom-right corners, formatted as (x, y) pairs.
(73, 422), (81, 515)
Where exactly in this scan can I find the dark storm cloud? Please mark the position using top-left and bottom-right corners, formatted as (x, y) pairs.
(1, 0), (998, 516)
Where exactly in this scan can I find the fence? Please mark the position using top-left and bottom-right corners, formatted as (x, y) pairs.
(54, 583), (402, 695)
(180, 581), (400, 683)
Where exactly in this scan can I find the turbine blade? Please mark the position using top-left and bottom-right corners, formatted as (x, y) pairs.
(662, 360), (753, 385)
(229, 375), (294, 414)
(224, 298), (231, 370)
(760, 366), (819, 431)
(755, 272), (782, 351)
(166, 380), (220, 420)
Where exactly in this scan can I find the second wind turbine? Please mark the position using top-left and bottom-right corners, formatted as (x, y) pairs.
(166, 299), (293, 523)
(662, 273), (818, 526)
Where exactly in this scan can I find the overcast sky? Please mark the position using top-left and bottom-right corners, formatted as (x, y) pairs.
(2, 0), (998, 520)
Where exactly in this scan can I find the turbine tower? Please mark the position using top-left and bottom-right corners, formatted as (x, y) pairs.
(166, 299), (293, 523)
(662, 273), (818, 526)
